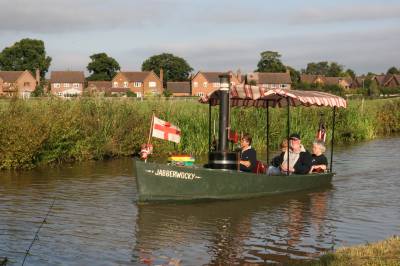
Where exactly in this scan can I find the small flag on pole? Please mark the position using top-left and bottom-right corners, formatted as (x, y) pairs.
(152, 116), (181, 143)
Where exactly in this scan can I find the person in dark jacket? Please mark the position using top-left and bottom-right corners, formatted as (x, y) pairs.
(268, 133), (312, 175)
(309, 140), (328, 173)
(239, 133), (257, 172)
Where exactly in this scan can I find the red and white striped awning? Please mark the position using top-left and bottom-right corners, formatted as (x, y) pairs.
(199, 85), (347, 108)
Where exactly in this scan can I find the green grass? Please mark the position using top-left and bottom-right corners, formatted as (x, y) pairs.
(295, 236), (400, 266)
(0, 97), (399, 169)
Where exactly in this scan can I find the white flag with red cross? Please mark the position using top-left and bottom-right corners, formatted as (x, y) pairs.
(152, 116), (181, 143)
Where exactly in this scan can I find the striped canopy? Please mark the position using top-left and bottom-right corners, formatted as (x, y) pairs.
(199, 85), (347, 108)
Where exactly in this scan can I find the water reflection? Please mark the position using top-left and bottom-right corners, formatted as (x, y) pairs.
(0, 137), (399, 265)
(134, 187), (335, 265)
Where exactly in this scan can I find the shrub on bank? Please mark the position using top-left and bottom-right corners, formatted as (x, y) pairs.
(0, 97), (399, 169)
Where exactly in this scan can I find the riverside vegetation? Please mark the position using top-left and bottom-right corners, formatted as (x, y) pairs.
(296, 236), (400, 266)
(0, 97), (399, 170)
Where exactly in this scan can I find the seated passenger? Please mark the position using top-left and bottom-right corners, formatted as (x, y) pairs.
(267, 133), (312, 175)
(309, 140), (328, 173)
(239, 133), (257, 172)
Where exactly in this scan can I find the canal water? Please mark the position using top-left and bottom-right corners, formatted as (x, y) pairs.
(1, 137), (399, 265)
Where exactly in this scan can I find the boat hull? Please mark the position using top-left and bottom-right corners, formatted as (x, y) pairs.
(134, 160), (334, 202)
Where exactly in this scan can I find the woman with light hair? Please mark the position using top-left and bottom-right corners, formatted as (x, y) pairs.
(309, 140), (328, 173)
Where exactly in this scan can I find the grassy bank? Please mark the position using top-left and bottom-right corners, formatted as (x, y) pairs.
(300, 236), (400, 266)
(0, 97), (399, 169)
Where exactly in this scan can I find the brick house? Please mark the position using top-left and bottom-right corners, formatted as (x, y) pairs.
(191, 71), (241, 97)
(111, 71), (162, 98)
(87, 81), (112, 94)
(167, 81), (191, 96)
(381, 74), (400, 87)
(0, 70), (38, 98)
(50, 71), (85, 97)
(300, 74), (351, 89)
(247, 72), (292, 89)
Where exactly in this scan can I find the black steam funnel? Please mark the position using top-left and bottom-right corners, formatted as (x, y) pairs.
(207, 74), (239, 170)
(218, 74), (230, 152)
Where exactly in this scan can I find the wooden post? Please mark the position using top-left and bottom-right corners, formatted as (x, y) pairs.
(330, 106), (336, 172)
(147, 113), (155, 145)
(287, 97), (290, 176)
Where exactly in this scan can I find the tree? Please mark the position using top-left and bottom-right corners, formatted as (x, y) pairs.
(0, 38), (51, 78)
(87, 53), (120, 81)
(256, 51), (286, 72)
(287, 66), (300, 84)
(304, 61), (344, 77)
(327, 62), (344, 77)
(345, 69), (356, 79)
(387, 66), (400, 75)
(141, 53), (193, 85)
(304, 61), (330, 75)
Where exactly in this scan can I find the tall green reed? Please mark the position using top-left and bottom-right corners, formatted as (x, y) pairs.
(0, 97), (399, 169)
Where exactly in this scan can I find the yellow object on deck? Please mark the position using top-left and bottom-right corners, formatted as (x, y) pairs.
(168, 155), (195, 162)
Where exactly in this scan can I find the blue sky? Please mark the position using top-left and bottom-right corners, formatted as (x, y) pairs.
(0, 0), (399, 75)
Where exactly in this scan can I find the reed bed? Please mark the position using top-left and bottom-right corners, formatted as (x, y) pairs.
(0, 97), (399, 169)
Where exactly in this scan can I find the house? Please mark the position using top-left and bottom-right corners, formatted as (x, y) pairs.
(381, 74), (400, 87)
(50, 71), (85, 97)
(247, 72), (292, 89)
(371, 75), (386, 87)
(300, 74), (324, 85)
(167, 81), (191, 96)
(300, 74), (351, 89)
(351, 76), (366, 88)
(87, 81), (112, 94)
(0, 70), (38, 98)
(111, 71), (162, 98)
(191, 71), (241, 97)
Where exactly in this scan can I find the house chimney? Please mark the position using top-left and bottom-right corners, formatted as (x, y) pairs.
(159, 68), (164, 90)
(35, 68), (40, 85)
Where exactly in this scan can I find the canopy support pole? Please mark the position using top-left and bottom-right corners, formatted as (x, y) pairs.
(208, 102), (212, 153)
(286, 97), (290, 176)
(330, 106), (336, 172)
(266, 101), (270, 164)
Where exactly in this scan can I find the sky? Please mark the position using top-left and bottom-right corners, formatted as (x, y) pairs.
(0, 0), (399, 76)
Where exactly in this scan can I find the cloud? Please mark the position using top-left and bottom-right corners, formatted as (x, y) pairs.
(0, 0), (179, 33)
(291, 4), (400, 24)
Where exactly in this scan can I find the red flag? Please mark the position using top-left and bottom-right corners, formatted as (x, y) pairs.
(316, 121), (327, 142)
(152, 116), (181, 143)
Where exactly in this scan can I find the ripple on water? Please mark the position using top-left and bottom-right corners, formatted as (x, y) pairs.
(1, 138), (400, 265)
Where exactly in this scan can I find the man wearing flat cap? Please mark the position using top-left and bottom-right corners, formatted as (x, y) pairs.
(268, 133), (312, 175)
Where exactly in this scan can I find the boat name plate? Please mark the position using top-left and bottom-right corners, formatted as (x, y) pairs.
(145, 169), (201, 180)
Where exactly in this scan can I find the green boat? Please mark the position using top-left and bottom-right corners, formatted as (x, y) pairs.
(134, 160), (333, 201)
(135, 76), (346, 202)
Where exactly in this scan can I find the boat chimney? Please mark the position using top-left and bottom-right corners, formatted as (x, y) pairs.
(207, 74), (238, 170)
(218, 74), (230, 152)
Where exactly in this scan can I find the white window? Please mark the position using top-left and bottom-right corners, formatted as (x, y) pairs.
(54, 83), (60, 88)
(136, 92), (142, 98)
(149, 81), (156, 88)
(196, 92), (205, 97)
(134, 82), (142, 87)
(73, 83), (79, 88)
(203, 82), (208, 88)
(113, 82), (118, 87)
(57, 92), (63, 96)
(280, 84), (287, 88)
(123, 81), (128, 88)
(64, 83), (69, 88)
(213, 82), (220, 88)
(193, 82), (198, 88)
(271, 84), (276, 88)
